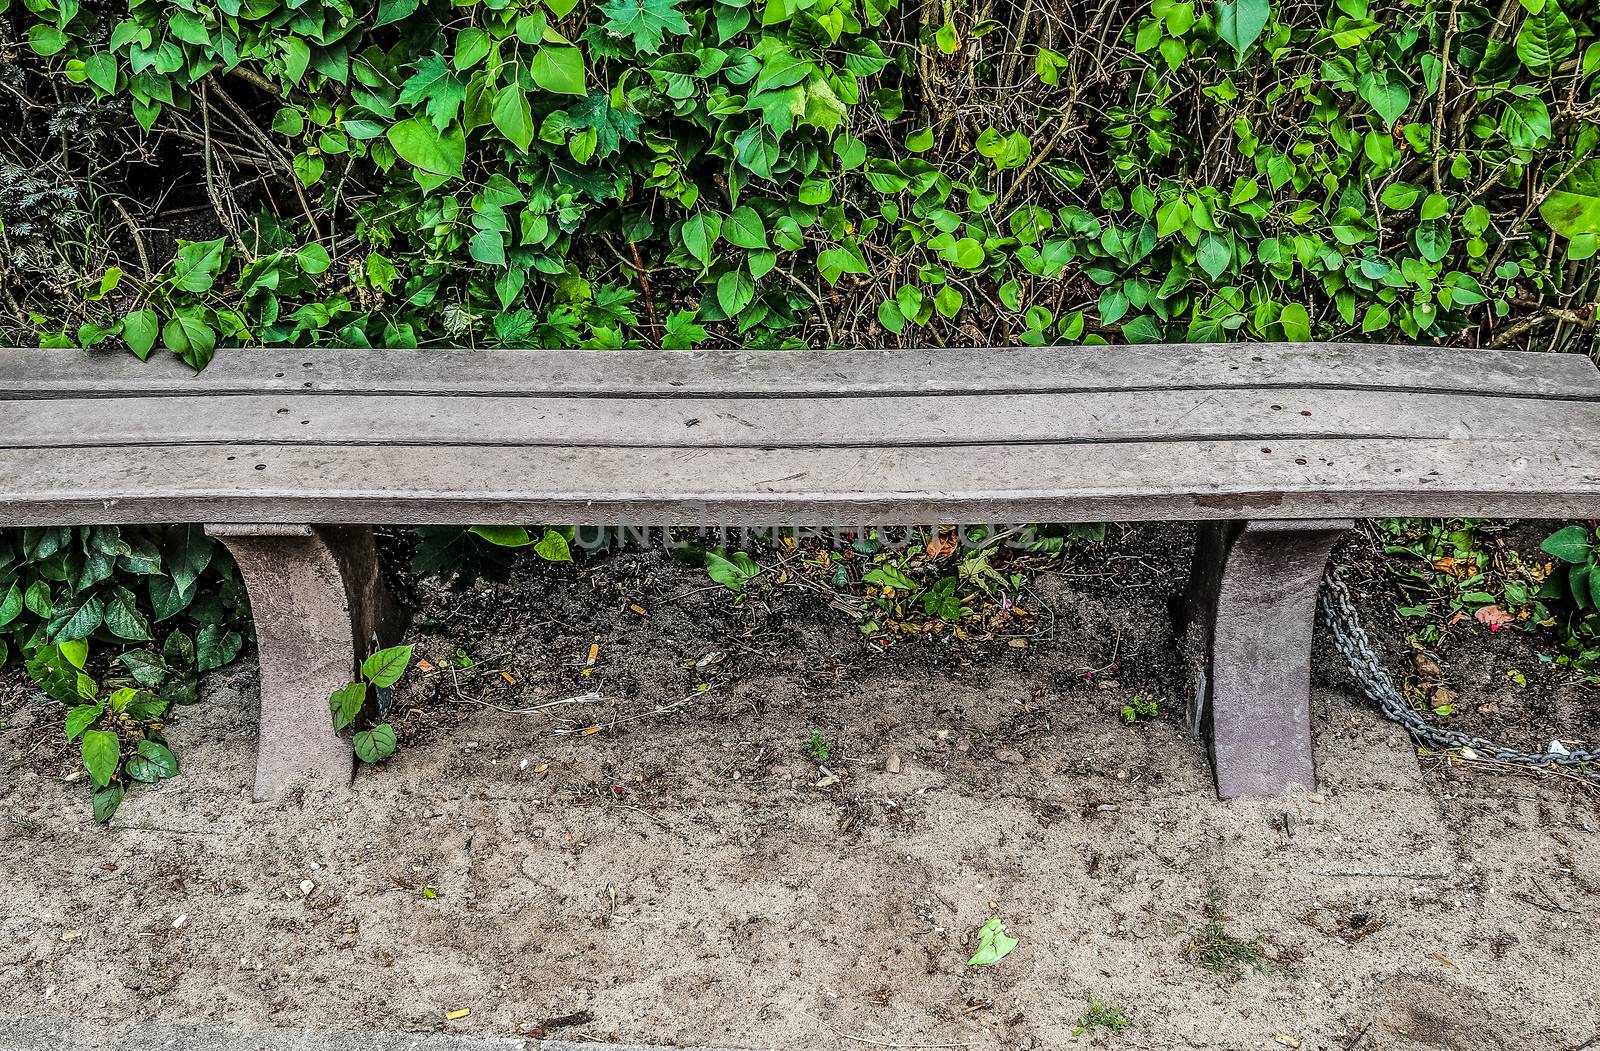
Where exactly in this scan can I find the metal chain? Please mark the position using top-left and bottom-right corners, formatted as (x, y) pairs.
(1319, 568), (1600, 777)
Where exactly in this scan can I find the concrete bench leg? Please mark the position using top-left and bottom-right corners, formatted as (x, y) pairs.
(204, 525), (409, 801)
(1183, 518), (1351, 799)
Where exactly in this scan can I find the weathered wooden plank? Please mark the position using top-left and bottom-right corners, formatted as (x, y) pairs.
(2, 438), (1596, 527)
(5, 343), (1598, 400)
(6, 387), (1599, 449)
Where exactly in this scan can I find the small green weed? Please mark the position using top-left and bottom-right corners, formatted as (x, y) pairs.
(1071, 997), (1130, 1038)
(802, 731), (832, 762)
(1119, 694), (1158, 724)
(329, 644), (415, 764)
(1185, 904), (1268, 980)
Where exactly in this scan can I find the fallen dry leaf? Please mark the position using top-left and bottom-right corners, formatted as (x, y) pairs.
(923, 530), (958, 560)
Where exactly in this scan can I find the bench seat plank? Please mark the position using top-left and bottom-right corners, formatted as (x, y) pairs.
(7, 388), (1600, 448)
(6, 343), (1600, 400)
(2, 437), (1596, 526)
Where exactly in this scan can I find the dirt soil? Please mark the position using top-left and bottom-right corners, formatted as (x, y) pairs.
(4, 524), (1599, 1050)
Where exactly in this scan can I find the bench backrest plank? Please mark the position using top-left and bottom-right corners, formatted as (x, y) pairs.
(6, 343), (1599, 399)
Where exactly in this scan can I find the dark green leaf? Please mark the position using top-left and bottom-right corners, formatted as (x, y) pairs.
(361, 645), (416, 688)
(93, 785), (125, 824)
(1541, 525), (1592, 564)
(65, 703), (104, 741)
(1214, 0), (1270, 56)
(330, 681), (368, 731)
(354, 723), (398, 763)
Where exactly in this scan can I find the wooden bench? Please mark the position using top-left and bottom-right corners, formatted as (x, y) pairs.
(5, 343), (1598, 801)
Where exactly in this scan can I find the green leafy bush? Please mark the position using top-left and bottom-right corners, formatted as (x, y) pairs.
(2, 526), (249, 820)
(4, 0), (1595, 354)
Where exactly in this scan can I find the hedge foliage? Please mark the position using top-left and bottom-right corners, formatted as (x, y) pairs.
(3, 0), (1597, 356)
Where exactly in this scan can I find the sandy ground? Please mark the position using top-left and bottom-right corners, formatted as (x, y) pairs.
(4, 539), (1599, 1051)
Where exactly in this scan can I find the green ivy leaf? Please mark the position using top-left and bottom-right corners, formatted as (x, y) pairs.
(1516, 2), (1576, 73)
(946, 237), (985, 269)
(0, 581), (23, 630)
(492, 84), (535, 151)
(1415, 219), (1451, 262)
(163, 527), (212, 598)
(28, 25), (68, 56)
(1214, 0), (1270, 56)
(162, 311), (217, 369)
(374, 0), (422, 26)
(1121, 315), (1163, 343)
(120, 309), (159, 360)
(125, 739), (179, 783)
(1278, 303), (1311, 341)
(470, 525), (532, 546)
(662, 310), (707, 349)
(1380, 182), (1423, 210)
(196, 622), (241, 672)
(297, 243), (331, 275)
(1540, 160), (1600, 240)
(48, 593), (105, 644)
(1358, 68), (1411, 128)
(531, 45), (586, 95)
(92, 785), (125, 824)
(534, 528), (572, 562)
(169, 239), (227, 294)
(1500, 96), (1551, 149)
(598, 0), (691, 53)
(717, 269), (756, 315)
(1196, 234), (1232, 279)
(705, 550), (761, 591)
(103, 585), (152, 641)
(279, 38), (311, 85)
(723, 206), (768, 250)
(84, 53), (119, 93)
(681, 212), (722, 267)
(877, 299), (906, 334)
(387, 117), (466, 179)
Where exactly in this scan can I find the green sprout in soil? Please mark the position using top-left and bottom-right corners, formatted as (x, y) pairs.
(1185, 902), (1268, 980)
(1120, 694), (1158, 724)
(802, 731), (832, 762)
(1072, 997), (1130, 1038)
